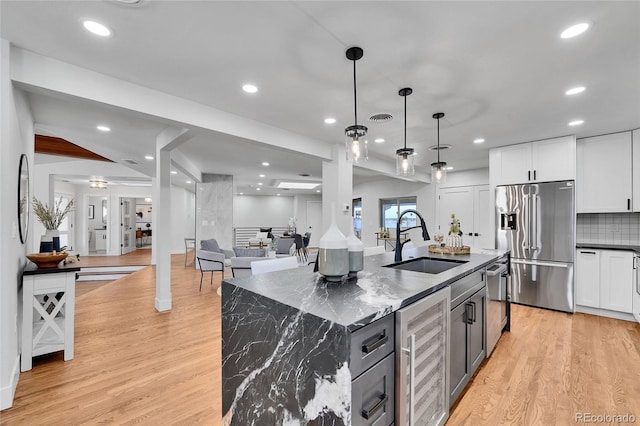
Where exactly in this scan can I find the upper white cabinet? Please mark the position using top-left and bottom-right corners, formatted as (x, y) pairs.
(437, 185), (491, 250)
(633, 129), (640, 211)
(577, 131), (632, 213)
(490, 135), (576, 186)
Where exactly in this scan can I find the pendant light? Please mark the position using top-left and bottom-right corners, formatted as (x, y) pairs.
(396, 87), (415, 176)
(344, 46), (367, 163)
(431, 112), (447, 183)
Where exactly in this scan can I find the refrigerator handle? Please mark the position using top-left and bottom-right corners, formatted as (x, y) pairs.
(523, 194), (529, 251)
(531, 194), (538, 250)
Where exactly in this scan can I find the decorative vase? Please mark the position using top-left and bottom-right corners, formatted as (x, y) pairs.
(318, 203), (348, 281)
(40, 229), (60, 252)
(347, 229), (364, 274)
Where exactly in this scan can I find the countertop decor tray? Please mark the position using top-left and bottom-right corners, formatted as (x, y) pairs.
(428, 244), (470, 255)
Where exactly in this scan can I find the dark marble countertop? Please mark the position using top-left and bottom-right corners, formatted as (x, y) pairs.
(224, 246), (507, 330)
(23, 261), (81, 275)
(576, 243), (640, 253)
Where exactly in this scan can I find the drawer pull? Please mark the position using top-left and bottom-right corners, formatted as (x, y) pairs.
(361, 393), (388, 420)
(362, 334), (388, 354)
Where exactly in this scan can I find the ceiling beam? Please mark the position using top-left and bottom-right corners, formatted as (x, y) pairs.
(35, 134), (113, 162)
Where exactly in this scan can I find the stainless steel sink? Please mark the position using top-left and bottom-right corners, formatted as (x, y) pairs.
(384, 257), (468, 274)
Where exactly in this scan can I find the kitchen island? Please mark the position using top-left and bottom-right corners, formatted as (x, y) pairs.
(221, 246), (507, 425)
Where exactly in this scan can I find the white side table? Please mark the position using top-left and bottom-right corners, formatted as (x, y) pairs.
(21, 263), (80, 372)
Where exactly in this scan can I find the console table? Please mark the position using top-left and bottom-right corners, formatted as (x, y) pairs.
(21, 262), (80, 372)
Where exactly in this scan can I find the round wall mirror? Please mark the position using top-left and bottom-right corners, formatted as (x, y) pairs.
(18, 154), (29, 244)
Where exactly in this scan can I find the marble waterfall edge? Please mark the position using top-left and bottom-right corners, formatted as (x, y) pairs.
(222, 282), (352, 425)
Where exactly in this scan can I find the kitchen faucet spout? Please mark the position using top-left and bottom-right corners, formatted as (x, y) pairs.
(395, 209), (430, 262)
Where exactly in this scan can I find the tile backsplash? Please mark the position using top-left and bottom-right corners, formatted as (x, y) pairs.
(577, 213), (640, 245)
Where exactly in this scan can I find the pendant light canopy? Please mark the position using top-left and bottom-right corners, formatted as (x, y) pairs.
(431, 112), (447, 183)
(396, 87), (415, 176)
(345, 46), (368, 163)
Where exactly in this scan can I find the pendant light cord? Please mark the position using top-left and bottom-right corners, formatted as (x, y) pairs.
(436, 116), (440, 163)
(352, 59), (358, 126)
(404, 95), (407, 150)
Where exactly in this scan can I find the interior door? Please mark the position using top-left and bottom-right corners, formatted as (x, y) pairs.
(120, 198), (136, 254)
(438, 187), (473, 247)
(306, 201), (322, 247)
(474, 185), (491, 249)
(55, 192), (75, 251)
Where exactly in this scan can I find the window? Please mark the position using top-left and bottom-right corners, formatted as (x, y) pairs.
(380, 197), (417, 230)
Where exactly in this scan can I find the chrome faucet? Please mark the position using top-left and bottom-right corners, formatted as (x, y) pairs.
(395, 209), (430, 262)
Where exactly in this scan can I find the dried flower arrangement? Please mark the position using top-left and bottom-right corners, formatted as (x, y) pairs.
(32, 196), (75, 230)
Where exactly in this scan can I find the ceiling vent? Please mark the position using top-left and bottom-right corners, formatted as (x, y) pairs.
(121, 158), (139, 165)
(298, 173), (311, 177)
(369, 113), (393, 123)
(428, 144), (452, 151)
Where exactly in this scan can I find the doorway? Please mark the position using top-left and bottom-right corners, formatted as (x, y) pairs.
(120, 198), (136, 255)
(306, 201), (322, 247)
(87, 196), (108, 255)
(55, 192), (75, 251)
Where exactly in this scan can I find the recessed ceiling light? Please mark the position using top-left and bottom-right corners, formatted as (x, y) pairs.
(259, 174), (265, 178)
(374, 138), (385, 143)
(144, 155), (154, 160)
(565, 86), (586, 95)
(96, 125), (111, 132)
(446, 166), (454, 171)
(82, 20), (112, 37)
(239, 192), (244, 195)
(277, 193), (281, 196)
(170, 171), (177, 175)
(277, 182), (320, 189)
(473, 138), (485, 144)
(324, 118), (336, 124)
(262, 162), (270, 166)
(186, 180), (192, 184)
(256, 188), (261, 191)
(258, 182), (263, 186)
(569, 119), (584, 126)
(242, 84), (258, 93)
(316, 190), (321, 193)
(561, 23), (589, 39)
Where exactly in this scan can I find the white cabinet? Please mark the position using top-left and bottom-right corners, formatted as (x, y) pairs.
(633, 129), (640, 211)
(95, 229), (107, 251)
(577, 132), (632, 213)
(490, 136), (576, 186)
(437, 185), (491, 249)
(575, 249), (601, 307)
(575, 248), (634, 314)
(22, 267), (78, 371)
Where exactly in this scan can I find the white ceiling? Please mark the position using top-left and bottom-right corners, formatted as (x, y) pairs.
(2, 1), (639, 194)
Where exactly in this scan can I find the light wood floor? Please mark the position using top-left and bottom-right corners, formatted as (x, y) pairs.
(2, 254), (639, 425)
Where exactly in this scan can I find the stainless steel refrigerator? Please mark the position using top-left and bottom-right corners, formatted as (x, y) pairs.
(496, 181), (575, 313)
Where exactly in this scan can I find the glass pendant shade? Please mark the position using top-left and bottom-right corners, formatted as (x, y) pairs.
(396, 148), (415, 176)
(430, 161), (447, 183)
(346, 124), (368, 163)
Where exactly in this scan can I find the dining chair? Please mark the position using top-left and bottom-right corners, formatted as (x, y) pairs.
(292, 234), (306, 263)
(250, 256), (299, 275)
(196, 249), (226, 291)
(303, 232), (311, 256)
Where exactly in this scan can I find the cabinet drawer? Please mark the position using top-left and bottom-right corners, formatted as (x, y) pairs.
(350, 314), (394, 379)
(351, 353), (395, 426)
(30, 274), (70, 293)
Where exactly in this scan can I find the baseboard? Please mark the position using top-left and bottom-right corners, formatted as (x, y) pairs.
(576, 305), (636, 322)
(0, 355), (20, 410)
(155, 297), (172, 312)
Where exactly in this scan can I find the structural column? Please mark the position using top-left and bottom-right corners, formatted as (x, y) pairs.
(154, 126), (190, 312)
(321, 144), (353, 236)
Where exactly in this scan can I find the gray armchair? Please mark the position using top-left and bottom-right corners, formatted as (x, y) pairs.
(196, 249), (226, 291)
(200, 238), (234, 259)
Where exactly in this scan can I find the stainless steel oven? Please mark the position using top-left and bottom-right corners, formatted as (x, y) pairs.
(486, 255), (510, 356)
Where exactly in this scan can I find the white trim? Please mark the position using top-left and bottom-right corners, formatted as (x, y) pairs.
(155, 297), (172, 312)
(0, 355), (20, 410)
(576, 305), (636, 322)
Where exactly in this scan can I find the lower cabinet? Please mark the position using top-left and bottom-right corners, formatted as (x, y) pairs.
(449, 287), (486, 406)
(576, 249), (635, 314)
(395, 287), (450, 426)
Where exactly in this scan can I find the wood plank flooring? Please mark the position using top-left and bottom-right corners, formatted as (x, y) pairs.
(2, 254), (639, 425)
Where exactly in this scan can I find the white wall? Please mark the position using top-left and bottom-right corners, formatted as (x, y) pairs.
(436, 168), (489, 188)
(293, 194), (322, 236)
(353, 177), (436, 249)
(170, 187), (195, 254)
(233, 195), (294, 228)
(0, 39), (34, 409)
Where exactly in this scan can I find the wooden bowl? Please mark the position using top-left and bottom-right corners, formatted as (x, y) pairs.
(27, 252), (68, 269)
